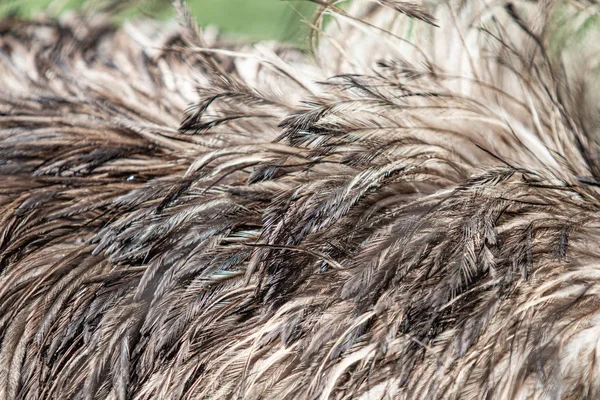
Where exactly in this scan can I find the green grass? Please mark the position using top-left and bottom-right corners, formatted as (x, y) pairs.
(0, 0), (316, 42)
(187, 0), (315, 42)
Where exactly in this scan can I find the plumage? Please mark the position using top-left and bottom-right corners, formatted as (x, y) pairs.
(1, 0), (600, 398)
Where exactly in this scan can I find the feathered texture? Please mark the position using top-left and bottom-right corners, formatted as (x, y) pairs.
(1, 0), (600, 398)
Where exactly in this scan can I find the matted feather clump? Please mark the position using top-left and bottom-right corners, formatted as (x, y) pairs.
(2, 0), (600, 398)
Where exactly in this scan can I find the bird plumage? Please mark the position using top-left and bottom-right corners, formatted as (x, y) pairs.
(1, 0), (600, 398)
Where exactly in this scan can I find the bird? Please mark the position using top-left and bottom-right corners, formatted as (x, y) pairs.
(1, 0), (600, 398)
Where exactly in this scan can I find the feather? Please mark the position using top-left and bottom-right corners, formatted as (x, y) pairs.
(2, 0), (600, 399)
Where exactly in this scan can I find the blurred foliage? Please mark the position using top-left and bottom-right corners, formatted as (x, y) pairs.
(0, 0), (316, 42)
(548, 2), (600, 57)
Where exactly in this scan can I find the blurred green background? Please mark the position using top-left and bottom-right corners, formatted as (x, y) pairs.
(0, 0), (316, 42)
